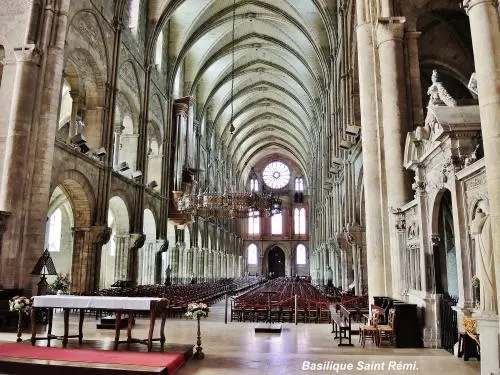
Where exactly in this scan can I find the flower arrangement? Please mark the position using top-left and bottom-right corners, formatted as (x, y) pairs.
(50, 272), (71, 294)
(9, 296), (32, 315)
(185, 302), (209, 320)
(472, 275), (480, 288)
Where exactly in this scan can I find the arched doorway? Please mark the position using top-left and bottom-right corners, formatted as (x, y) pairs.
(268, 246), (285, 278)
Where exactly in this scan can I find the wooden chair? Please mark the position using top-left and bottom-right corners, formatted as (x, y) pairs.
(377, 308), (395, 346)
(307, 302), (318, 323)
(359, 310), (380, 348)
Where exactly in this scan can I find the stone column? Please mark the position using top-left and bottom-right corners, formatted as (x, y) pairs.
(356, 1), (388, 299)
(112, 124), (123, 169)
(171, 246), (179, 284)
(341, 249), (348, 290)
(352, 244), (359, 295)
(67, 90), (80, 143)
(192, 248), (198, 278)
(202, 248), (208, 281)
(404, 28), (424, 127)
(186, 247), (193, 280)
(114, 234), (130, 281)
(71, 226), (110, 294)
(463, 0), (500, 323)
(377, 16), (410, 296)
(208, 250), (214, 280)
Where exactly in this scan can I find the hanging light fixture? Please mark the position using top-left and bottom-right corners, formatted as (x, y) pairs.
(229, 0), (236, 134)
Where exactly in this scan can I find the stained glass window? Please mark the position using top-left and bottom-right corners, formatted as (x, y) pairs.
(263, 161), (290, 189)
(296, 244), (306, 265)
(248, 244), (258, 265)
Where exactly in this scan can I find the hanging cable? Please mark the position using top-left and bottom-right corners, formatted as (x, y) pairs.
(230, 0), (236, 134)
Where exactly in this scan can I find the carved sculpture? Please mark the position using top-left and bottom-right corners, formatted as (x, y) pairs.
(427, 69), (457, 108)
(470, 208), (497, 315)
(416, 70), (458, 141)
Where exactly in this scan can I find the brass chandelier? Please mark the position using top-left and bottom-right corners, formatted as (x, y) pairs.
(174, 190), (282, 220)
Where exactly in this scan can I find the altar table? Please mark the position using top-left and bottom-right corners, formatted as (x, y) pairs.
(30, 296), (169, 351)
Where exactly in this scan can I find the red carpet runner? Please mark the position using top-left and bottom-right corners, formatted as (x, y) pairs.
(0, 343), (185, 373)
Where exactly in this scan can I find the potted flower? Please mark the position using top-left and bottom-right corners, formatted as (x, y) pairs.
(50, 272), (71, 294)
(185, 302), (209, 359)
(9, 296), (32, 342)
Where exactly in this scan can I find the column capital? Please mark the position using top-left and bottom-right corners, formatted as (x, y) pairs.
(129, 232), (145, 249)
(69, 89), (80, 101)
(13, 44), (41, 64)
(377, 17), (406, 45)
(462, 0), (497, 14)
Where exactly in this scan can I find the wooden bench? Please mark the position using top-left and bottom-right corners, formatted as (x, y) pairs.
(331, 305), (353, 346)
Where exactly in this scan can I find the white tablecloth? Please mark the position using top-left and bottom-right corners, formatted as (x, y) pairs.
(32, 296), (162, 311)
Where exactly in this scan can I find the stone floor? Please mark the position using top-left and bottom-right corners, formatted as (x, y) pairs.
(0, 298), (480, 375)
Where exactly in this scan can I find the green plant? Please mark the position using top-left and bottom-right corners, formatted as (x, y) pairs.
(50, 272), (71, 293)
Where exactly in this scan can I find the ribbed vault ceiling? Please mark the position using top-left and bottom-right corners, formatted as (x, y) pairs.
(150, 0), (335, 183)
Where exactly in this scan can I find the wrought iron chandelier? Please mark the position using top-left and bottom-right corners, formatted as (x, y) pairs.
(174, 190), (282, 219)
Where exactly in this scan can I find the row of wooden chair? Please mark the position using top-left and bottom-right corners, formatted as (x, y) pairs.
(359, 307), (395, 347)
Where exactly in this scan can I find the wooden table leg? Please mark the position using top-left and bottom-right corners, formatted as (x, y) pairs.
(30, 307), (37, 346)
(78, 309), (85, 345)
(160, 311), (167, 348)
(148, 311), (156, 352)
(62, 308), (70, 348)
(47, 308), (53, 347)
(127, 313), (134, 346)
(114, 311), (122, 350)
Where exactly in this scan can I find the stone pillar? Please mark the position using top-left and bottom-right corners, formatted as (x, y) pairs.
(113, 124), (123, 169)
(171, 246), (179, 284)
(352, 244), (359, 295)
(463, 0), (500, 325)
(208, 250), (214, 280)
(127, 233), (145, 286)
(202, 248), (208, 281)
(186, 247), (193, 280)
(67, 90), (80, 143)
(192, 248), (198, 278)
(377, 16), (410, 296)
(178, 243), (185, 283)
(404, 29), (424, 127)
(114, 234), (130, 281)
(71, 226), (110, 294)
(355, 2), (388, 299)
(341, 249), (348, 290)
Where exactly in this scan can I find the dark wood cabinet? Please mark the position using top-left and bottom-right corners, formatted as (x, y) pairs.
(374, 296), (423, 348)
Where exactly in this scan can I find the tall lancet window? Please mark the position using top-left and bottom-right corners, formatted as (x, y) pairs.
(128, 0), (140, 31)
(296, 244), (306, 265)
(155, 30), (163, 69)
(294, 208), (306, 235)
(248, 211), (260, 235)
(248, 244), (258, 265)
(48, 208), (62, 252)
(271, 212), (283, 235)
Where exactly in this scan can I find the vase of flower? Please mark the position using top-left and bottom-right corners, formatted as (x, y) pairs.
(50, 272), (70, 294)
(185, 302), (209, 360)
(9, 296), (32, 343)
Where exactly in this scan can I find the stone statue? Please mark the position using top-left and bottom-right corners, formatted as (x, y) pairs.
(470, 208), (497, 315)
(427, 69), (457, 108)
